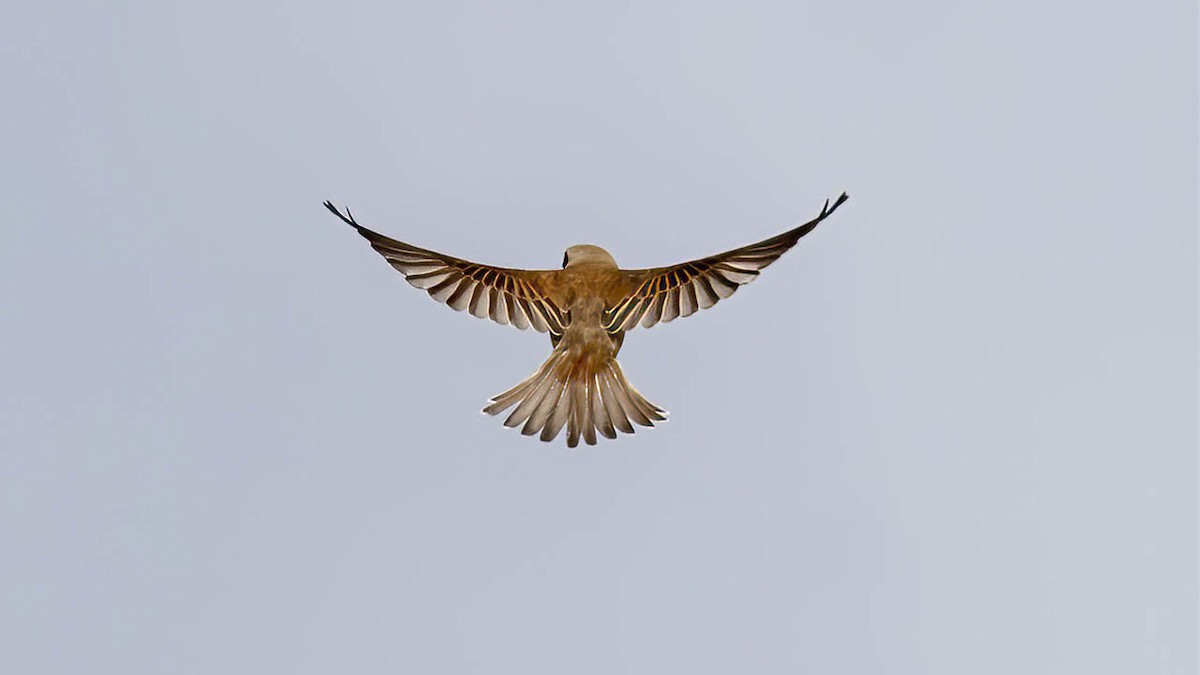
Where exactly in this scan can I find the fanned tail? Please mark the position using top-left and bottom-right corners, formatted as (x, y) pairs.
(482, 345), (667, 447)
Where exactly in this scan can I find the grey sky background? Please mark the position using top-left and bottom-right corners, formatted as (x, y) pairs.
(2, 1), (1196, 673)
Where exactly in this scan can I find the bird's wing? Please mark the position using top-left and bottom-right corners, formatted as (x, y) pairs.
(326, 202), (566, 334)
(604, 193), (848, 333)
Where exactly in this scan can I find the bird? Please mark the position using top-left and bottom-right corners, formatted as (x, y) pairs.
(326, 193), (849, 447)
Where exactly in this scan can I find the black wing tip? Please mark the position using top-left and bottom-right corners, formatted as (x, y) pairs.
(323, 199), (360, 229)
(819, 191), (850, 219)
(783, 191), (851, 242)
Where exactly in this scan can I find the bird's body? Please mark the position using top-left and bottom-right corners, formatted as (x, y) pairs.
(481, 254), (658, 447)
(326, 193), (848, 446)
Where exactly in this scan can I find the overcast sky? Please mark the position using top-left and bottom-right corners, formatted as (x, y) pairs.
(2, 1), (1196, 673)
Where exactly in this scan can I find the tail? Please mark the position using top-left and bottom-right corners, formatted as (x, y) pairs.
(482, 345), (667, 447)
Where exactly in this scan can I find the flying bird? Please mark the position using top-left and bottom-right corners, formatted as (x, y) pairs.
(326, 193), (849, 447)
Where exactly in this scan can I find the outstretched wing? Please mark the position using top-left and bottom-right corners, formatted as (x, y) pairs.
(604, 193), (848, 333)
(326, 202), (566, 334)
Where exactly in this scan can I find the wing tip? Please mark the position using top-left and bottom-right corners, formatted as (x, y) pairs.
(323, 199), (360, 229)
(819, 191), (850, 220)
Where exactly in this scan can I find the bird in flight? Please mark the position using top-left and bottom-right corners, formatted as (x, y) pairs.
(326, 193), (848, 447)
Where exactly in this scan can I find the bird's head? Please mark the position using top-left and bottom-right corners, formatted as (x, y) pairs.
(562, 244), (617, 269)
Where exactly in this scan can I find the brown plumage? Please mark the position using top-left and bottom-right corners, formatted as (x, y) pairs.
(326, 193), (848, 446)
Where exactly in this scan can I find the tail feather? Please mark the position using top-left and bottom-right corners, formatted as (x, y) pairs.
(582, 379), (599, 445)
(539, 381), (571, 441)
(603, 363), (652, 427)
(611, 361), (667, 422)
(484, 349), (560, 417)
(597, 371), (634, 434)
(524, 377), (566, 437)
(588, 376), (615, 440)
(566, 376), (597, 447)
(566, 379), (583, 448)
(495, 354), (558, 427)
(503, 379), (545, 428)
(483, 345), (666, 446)
(483, 378), (534, 416)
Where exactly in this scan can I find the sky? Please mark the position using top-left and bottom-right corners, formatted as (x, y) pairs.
(1, 1), (1196, 673)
